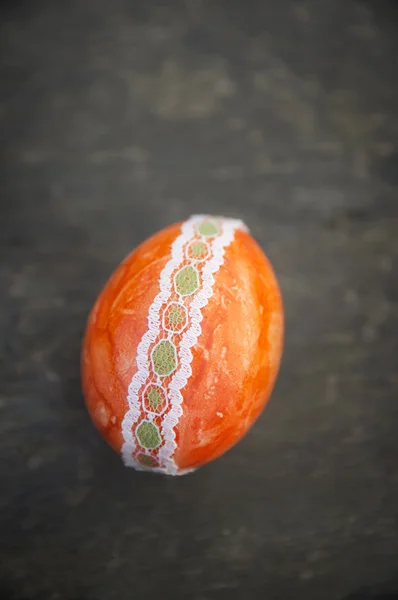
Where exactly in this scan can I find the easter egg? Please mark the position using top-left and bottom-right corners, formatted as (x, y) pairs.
(81, 215), (283, 475)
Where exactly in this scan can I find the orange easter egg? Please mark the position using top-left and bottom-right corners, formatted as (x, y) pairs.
(81, 215), (283, 475)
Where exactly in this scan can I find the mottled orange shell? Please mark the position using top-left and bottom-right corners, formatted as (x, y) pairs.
(81, 218), (283, 472)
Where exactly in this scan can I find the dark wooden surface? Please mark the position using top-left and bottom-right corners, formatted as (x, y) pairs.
(1, 1), (398, 599)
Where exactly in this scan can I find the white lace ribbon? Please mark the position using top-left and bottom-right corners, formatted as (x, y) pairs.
(121, 215), (247, 474)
